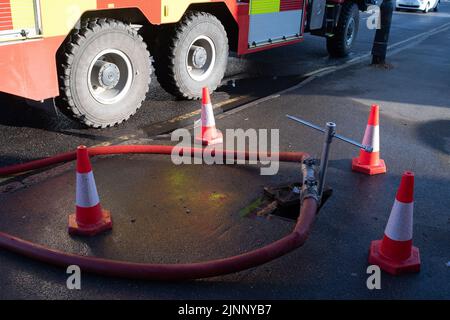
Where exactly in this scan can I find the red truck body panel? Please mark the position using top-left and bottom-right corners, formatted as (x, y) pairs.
(0, 0), (309, 101)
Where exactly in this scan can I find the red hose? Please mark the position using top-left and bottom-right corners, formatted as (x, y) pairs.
(0, 145), (318, 281)
(0, 145), (308, 176)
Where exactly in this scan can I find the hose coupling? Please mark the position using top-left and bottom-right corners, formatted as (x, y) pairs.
(301, 157), (320, 204)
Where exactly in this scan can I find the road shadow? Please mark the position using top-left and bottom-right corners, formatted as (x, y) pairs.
(0, 93), (117, 142)
(0, 93), (82, 131)
(415, 119), (450, 155)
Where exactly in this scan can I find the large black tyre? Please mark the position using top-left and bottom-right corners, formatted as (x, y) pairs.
(434, 0), (440, 11)
(57, 18), (151, 128)
(154, 11), (228, 100)
(327, 2), (360, 58)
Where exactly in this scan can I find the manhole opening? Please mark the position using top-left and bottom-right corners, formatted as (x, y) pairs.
(242, 182), (333, 221)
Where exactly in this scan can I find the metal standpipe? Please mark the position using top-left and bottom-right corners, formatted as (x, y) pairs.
(318, 122), (336, 199)
(286, 115), (373, 204)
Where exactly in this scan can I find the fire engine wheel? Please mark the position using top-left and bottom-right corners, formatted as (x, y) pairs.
(154, 11), (228, 100)
(57, 18), (151, 128)
(326, 2), (360, 58)
(434, 0), (440, 11)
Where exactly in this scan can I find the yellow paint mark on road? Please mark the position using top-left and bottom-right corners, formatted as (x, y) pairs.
(168, 96), (248, 124)
(90, 135), (136, 148)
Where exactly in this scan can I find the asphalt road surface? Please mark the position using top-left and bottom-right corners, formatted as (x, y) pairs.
(1, 6), (450, 168)
(0, 4), (450, 300)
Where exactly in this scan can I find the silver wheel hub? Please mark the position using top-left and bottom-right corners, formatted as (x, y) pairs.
(88, 49), (133, 105)
(191, 45), (208, 69)
(96, 62), (121, 89)
(186, 35), (216, 82)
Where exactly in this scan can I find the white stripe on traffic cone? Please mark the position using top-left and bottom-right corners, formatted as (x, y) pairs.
(352, 104), (386, 175)
(76, 171), (100, 209)
(368, 171), (420, 275)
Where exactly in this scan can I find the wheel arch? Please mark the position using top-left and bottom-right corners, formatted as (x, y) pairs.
(185, 2), (239, 51)
(57, 4), (238, 59)
(331, 0), (373, 11)
(80, 8), (153, 25)
(56, 8), (155, 56)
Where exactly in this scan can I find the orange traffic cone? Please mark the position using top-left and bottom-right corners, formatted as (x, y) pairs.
(368, 171), (420, 275)
(195, 87), (223, 146)
(68, 146), (112, 236)
(352, 104), (387, 175)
